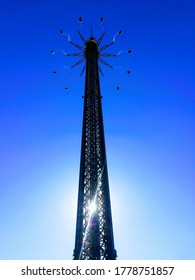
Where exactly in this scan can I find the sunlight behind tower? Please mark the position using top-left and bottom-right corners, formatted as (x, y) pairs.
(51, 18), (132, 260)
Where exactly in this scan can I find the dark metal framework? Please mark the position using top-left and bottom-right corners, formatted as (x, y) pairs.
(69, 32), (117, 260)
(51, 22), (132, 260)
(74, 39), (116, 260)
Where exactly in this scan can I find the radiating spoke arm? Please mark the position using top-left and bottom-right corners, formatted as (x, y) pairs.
(100, 53), (117, 57)
(97, 31), (105, 45)
(69, 41), (84, 52)
(71, 58), (85, 68)
(98, 65), (104, 77)
(99, 41), (115, 52)
(78, 30), (86, 44)
(80, 64), (86, 76)
(99, 58), (113, 69)
(66, 53), (83, 57)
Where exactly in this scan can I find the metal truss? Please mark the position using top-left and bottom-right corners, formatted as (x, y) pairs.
(51, 22), (132, 259)
(73, 38), (117, 260)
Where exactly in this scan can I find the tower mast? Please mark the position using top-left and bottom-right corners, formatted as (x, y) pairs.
(73, 35), (117, 260)
(51, 22), (131, 259)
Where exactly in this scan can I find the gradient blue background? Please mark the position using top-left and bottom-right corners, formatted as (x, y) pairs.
(0, 0), (194, 259)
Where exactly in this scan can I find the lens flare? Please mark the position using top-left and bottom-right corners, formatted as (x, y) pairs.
(88, 200), (97, 214)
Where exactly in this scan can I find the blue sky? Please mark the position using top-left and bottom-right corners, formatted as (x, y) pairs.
(0, 0), (195, 259)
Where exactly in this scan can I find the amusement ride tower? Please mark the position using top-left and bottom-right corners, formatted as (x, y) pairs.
(73, 32), (117, 260)
(52, 21), (131, 259)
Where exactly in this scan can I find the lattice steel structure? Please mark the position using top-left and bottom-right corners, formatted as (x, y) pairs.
(68, 31), (118, 260)
(52, 26), (121, 260)
(52, 22), (132, 260)
(73, 40), (116, 260)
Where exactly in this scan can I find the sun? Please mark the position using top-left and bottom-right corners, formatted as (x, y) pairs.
(88, 200), (97, 215)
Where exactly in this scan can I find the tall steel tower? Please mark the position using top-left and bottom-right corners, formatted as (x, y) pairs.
(73, 32), (117, 260)
(52, 23), (131, 259)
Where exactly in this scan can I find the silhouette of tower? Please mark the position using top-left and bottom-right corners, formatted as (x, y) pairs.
(74, 39), (117, 260)
(51, 21), (131, 260)
(65, 29), (118, 260)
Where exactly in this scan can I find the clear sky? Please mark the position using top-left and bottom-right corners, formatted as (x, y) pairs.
(0, 0), (195, 260)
